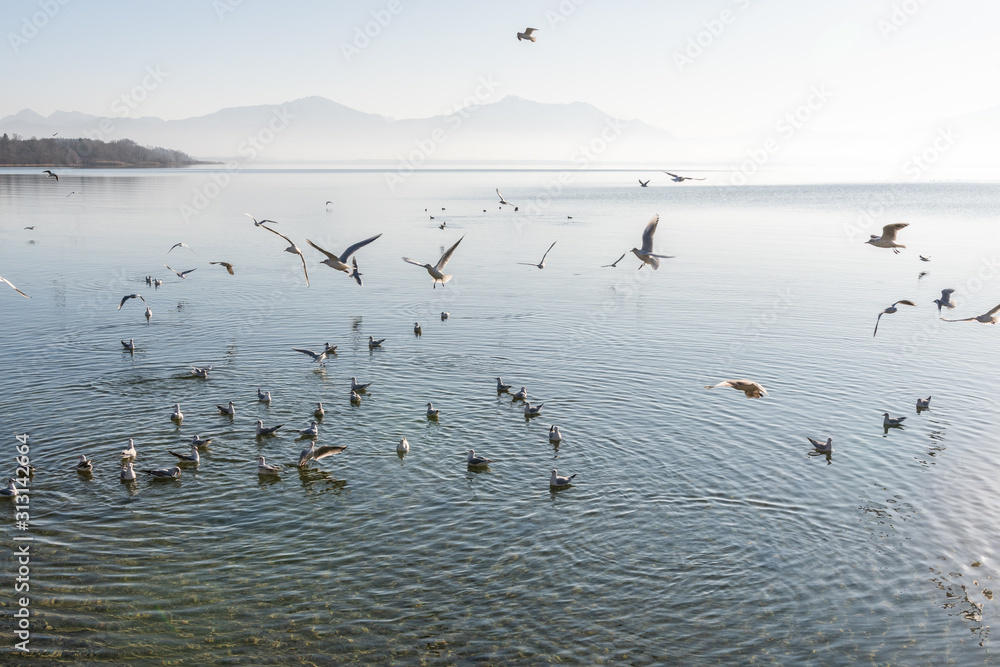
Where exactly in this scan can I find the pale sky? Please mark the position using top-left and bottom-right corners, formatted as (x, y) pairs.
(3, 0), (998, 140)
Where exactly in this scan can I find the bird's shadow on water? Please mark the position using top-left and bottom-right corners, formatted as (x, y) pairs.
(916, 407), (931, 415)
(882, 425), (905, 436)
(256, 473), (282, 490)
(297, 467), (346, 495)
(807, 450), (833, 465)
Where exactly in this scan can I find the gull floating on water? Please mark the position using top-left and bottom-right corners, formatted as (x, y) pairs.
(549, 425), (562, 442)
(511, 386), (528, 401)
(145, 306), (152, 320)
(121, 338), (135, 351)
(314, 402), (325, 418)
(941, 303), (1000, 324)
(441, 312), (449, 320)
(245, 213), (279, 227)
(426, 402), (440, 418)
(259, 225), (310, 286)
(307, 234), (382, 276)
(154, 278), (162, 287)
(191, 365), (212, 378)
(298, 421), (319, 437)
(168, 243), (193, 254)
(255, 420), (283, 436)
(168, 444), (200, 463)
(916, 396), (931, 410)
(368, 335), (385, 349)
(351, 377), (372, 392)
(43, 169), (59, 181)
(298, 441), (347, 467)
(639, 179), (649, 187)
(350, 390), (361, 404)
(602, 252), (627, 268)
(523, 401), (543, 417)
(144, 466), (181, 479)
(118, 293), (146, 310)
(550, 469), (576, 488)
(518, 241), (557, 269)
(414, 322), (422, 335)
(808, 437), (833, 453)
(257, 388), (272, 402)
(662, 171), (706, 182)
(217, 401), (236, 416)
(873, 300), (916, 337)
(467, 449), (493, 466)
(120, 463), (136, 481)
(516, 27), (538, 42)
(883, 412), (906, 427)
(257, 456), (281, 475)
(0, 276), (30, 298)
(933, 288), (956, 314)
(191, 435), (213, 448)
(631, 214), (675, 270)
(397, 438), (410, 454)
(496, 377), (512, 392)
(76, 454), (93, 472)
(865, 223), (908, 254)
(704, 379), (768, 398)
(164, 264), (197, 279)
(403, 235), (465, 288)
(210, 261), (235, 275)
(0, 479), (18, 498)
(121, 439), (137, 458)
(171, 403), (183, 421)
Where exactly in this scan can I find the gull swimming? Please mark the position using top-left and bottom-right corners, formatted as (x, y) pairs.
(523, 401), (543, 417)
(511, 386), (528, 401)
(121, 439), (137, 458)
(350, 257), (363, 286)
(121, 338), (135, 351)
(0, 276), (30, 298)
(260, 225), (310, 286)
(43, 169), (59, 181)
(298, 442), (347, 467)
(120, 463), (137, 481)
(403, 235), (465, 288)
(314, 402), (325, 418)
(865, 223), (908, 254)
(397, 438), (410, 454)
(414, 322), (422, 335)
(168, 243), (194, 254)
(154, 278), (162, 287)
(191, 365), (212, 378)
(350, 390), (361, 404)
(257, 388), (272, 402)
(217, 401), (236, 416)
(639, 179), (649, 187)
(76, 454), (93, 472)
(518, 241), (557, 269)
(704, 379), (768, 398)
(210, 261), (235, 275)
(118, 293), (146, 310)
(191, 435), (213, 447)
(663, 171), (706, 182)
(549, 425), (562, 442)
(873, 300), (916, 337)
(941, 303), (1000, 324)
(245, 213), (279, 226)
(298, 421), (319, 437)
(496, 377), (512, 392)
(467, 449), (493, 466)
(808, 437), (833, 453)
(171, 403), (183, 421)
(145, 306), (152, 320)
(144, 466), (181, 479)
(516, 27), (538, 42)
(933, 288), (956, 314)
(257, 456), (281, 475)
(631, 214), (675, 269)
(255, 420), (283, 436)
(0, 479), (18, 498)
(883, 412), (906, 427)
(426, 402), (440, 418)
(168, 444), (200, 463)
(441, 312), (449, 320)
(368, 335), (385, 349)
(550, 469), (576, 488)
(164, 264), (196, 279)
(602, 252), (627, 268)
(351, 377), (372, 392)
(916, 396), (931, 410)
(307, 234), (382, 275)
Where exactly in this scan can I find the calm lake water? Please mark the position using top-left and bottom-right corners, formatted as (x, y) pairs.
(0, 167), (998, 664)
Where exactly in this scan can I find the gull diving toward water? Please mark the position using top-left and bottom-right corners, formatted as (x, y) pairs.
(260, 225), (310, 286)
(144, 466), (181, 479)
(245, 213), (278, 227)
(397, 438), (409, 454)
(168, 243), (193, 254)
(704, 379), (768, 398)
(403, 235), (465, 288)
(550, 469), (575, 488)
(191, 435), (213, 448)
(43, 170), (58, 181)
(351, 377), (372, 392)
(76, 455), (93, 472)
(517, 27), (538, 42)
(496, 377), (512, 392)
(0, 276), (30, 298)
(168, 444), (200, 463)
(467, 449), (493, 466)
(121, 463), (136, 481)
(306, 233), (382, 275)
(873, 300), (916, 337)
(549, 425), (562, 442)
(210, 262), (235, 275)
(121, 338), (135, 351)
(426, 402), (440, 418)
(170, 403), (183, 421)
(368, 335), (385, 349)
(255, 420), (283, 436)
(350, 257), (363, 286)
(257, 456), (281, 475)
(808, 437), (833, 453)
(662, 171), (705, 182)
(639, 179), (649, 187)
(217, 401), (236, 416)
(298, 421), (319, 437)
(0, 479), (18, 498)
(883, 412), (906, 427)
(257, 388), (272, 402)
(941, 303), (1000, 324)
(933, 288), (956, 314)
(191, 365), (212, 378)
(518, 241), (557, 269)
(121, 439), (137, 458)
(118, 294), (145, 310)
(917, 396), (931, 410)
(164, 265), (196, 279)
(602, 252), (627, 268)
(292, 343), (337, 363)
(865, 223), (908, 254)
(631, 214), (675, 270)
(298, 441), (347, 467)
(523, 401), (543, 417)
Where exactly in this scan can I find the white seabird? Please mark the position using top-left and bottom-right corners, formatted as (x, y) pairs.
(516, 27), (538, 42)
(704, 379), (768, 399)
(402, 236), (465, 288)
(351, 377), (372, 392)
(121, 463), (137, 481)
(259, 224), (310, 286)
(121, 438), (137, 459)
(298, 421), (319, 437)
(118, 293), (145, 310)
(941, 303), (1000, 324)
(255, 420), (283, 436)
(426, 402), (440, 418)
(298, 442), (347, 467)
(0, 479), (18, 498)
(144, 466), (181, 479)
(170, 403), (184, 421)
(550, 469), (576, 488)
(873, 300), (916, 337)
(808, 437), (833, 453)
(549, 425), (562, 442)
(467, 449), (493, 466)
(121, 338), (135, 351)
(630, 214), (675, 269)
(916, 396), (931, 410)
(397, 438), (410, 454)
(257, 456), (281, 475)
(518, 241), (557, 269)
(257, 388), (272, 402)
(191, 365), (212, 378)
(76, 454), (93, 472)
(523, 401), (543, 417)
(865, 223), (908, 254)
(496, 377), (512, 392)
(191, 435), (213, 448)
(217, 401), (236, 416)
(883, 412), (907, 427)
(168, 444), (200, 463)
(368, 335), (385, 349)
(933, 289), (956, 314)
(306, 233), (382, 273)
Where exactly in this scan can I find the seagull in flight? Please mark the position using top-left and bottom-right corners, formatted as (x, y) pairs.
(496, 189), (512, 206)
(168, 243), (194, 254)
(292, 343), (336, 363)
(631, 214), (675, 269)
(941, 303), (1000, 324)
(639, 179), (649, 187)
(517, 27), (538, 42)
(662, 171), (705, 182)
(865, 223), (908, 254)
(306, 233), (382, 274)
(298, 442), (347, 467)
(42, 170), (58, 181)
(245, 213), (278, 226)
(164, 264), (197, 279)
(518, 241), (557, 269)
(118, 293), (146, 310)
(873, 300), (916, 337)
(602, 252), (627, 268)
(0, 276), (30, 298)
(933, 288), (956, 314)
(704, 379), (768, 398)
(210, 261), (235, 275)
(259, 225), (310, 286)
(919, 255), (931, 262)
(350, 257), (363, 286)
(403, 236), (465, 288)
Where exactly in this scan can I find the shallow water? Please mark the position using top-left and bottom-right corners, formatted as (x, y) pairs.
(0, 168), (997, 664)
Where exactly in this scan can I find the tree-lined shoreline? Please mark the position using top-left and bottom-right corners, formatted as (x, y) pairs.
(0, 135), (212, 167)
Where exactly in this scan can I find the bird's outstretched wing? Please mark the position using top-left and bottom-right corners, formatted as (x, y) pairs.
(940, 317), (976, 322)
(402, 257), (426, 268)
(260, 224), (295, 246)
(496, 188), (508, 204)
(118, 294), (145, 310)
(880, 223), (909, 241)
(1, 277), (30, 298)
(245, 213), (278, 226)
(312, 444), (348, 461)
(298, 254), (310, 286)
(539, 241), (557, 264)
(873, 312), (883, 337)
(640, 214), (659, 254)
(306, 238), (337, 261)
(210, 262), (235, 275)
(662, 171), (679, 178)
(602, 252), (627, 267)
(436, 236), (465, 270)
(338, 233), (382, 263)
(894, 300), (917, 307)
(986, 303), (1000, 317)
